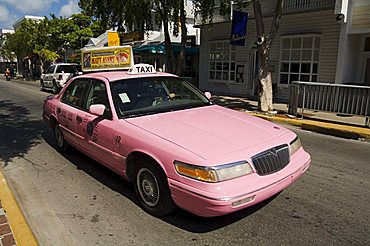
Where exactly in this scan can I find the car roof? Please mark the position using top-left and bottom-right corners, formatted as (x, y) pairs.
(77, 70), (178, 82)
(56, 63), (79, 66)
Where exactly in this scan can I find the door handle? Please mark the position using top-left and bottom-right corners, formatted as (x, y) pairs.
(76, 116), (83, 124)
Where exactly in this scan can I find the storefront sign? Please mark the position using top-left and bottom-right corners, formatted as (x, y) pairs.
(230, 11), (248, 46)
(107, 31), (120, 46)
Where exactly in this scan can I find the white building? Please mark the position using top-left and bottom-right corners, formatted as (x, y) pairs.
(197, 0), (370, 100)
(13, 15), (45, 31)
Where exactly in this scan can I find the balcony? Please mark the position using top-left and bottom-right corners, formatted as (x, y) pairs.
(265, 0), (335, 15)
(195, 0), (336, 25)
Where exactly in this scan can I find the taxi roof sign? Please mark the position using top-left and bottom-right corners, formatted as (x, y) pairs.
(127, 64), (157, 75)
(81, 45), (133, 72)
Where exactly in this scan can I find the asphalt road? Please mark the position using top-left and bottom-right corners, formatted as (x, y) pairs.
(0, 78), (369, 246)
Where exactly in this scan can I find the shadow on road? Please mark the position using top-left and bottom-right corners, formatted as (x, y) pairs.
(43, 129), (279, 233)
(42, 130), (139, 204)
(0, 100), (44, 167)
(161, 194), (277, 233)
(211, 95), (258, 111)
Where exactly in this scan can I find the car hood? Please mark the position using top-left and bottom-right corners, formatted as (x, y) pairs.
(126, 105), (289, 159)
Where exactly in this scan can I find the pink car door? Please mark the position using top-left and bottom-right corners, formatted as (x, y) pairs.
(75, 79), (119, 170)
(58, 78), (90, 147)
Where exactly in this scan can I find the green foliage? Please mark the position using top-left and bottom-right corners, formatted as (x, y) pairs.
(193, 0), (248, 24)
(79, 0), (153, 33)
(34, 48), (59, 61)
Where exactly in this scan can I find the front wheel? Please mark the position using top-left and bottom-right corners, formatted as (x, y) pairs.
(134, 158), (176, 217)
(54, 122), (68, 152)
(40, 79), (45, 91)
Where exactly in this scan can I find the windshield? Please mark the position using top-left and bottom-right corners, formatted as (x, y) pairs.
(111, 76), (211, 118)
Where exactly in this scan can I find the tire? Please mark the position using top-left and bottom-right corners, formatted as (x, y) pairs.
(52, 80), (59, 94)
(134, 158), (176, 217)
(40, 79), (45, 91)
(54, 122), (69, 152)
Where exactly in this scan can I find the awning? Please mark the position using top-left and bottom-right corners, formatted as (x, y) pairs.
(133, 43), (199, 56)
(133, 44), (165, 54)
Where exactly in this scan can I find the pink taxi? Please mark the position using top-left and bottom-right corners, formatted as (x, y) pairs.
(43, 64), (311, 217)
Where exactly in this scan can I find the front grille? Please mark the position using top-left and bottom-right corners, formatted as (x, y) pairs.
(251, 144), (290, 175)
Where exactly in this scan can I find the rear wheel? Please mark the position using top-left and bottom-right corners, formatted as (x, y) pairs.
(52, 80), (59, 94)
(134, 158), (176, 217)
(54, 122), (68, 152)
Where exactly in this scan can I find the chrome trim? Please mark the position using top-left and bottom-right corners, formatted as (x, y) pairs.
(290, 136), (299, 146)
(251, 144), (290, 175)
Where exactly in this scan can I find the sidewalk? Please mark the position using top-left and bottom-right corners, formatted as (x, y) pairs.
(0, 171), (38, 246)
(212, 95), (370, 140)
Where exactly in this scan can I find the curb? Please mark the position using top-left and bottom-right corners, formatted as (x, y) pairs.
(0, 171), (38, 246)
(250, 113), (370, 140)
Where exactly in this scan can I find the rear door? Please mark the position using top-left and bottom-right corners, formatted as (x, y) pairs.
(44, 65), (55, 87)
(58, 78), (90, 147)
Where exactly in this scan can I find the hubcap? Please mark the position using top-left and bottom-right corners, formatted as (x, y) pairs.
(137, 168), (159, 207)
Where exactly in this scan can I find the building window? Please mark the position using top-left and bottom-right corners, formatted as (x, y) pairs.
(365, 37), (370, 52)
(209, 41), (239, 82)
(279, 35), (320, 85)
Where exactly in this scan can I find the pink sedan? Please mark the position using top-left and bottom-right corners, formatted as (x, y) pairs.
(43, 64), (311, 217)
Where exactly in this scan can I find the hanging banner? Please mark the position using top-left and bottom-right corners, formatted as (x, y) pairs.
(230, 11), (248, 46)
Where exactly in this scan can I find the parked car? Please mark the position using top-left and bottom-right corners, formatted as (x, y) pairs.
(42, 64), (311, 217)
(40, 63), (82, 94)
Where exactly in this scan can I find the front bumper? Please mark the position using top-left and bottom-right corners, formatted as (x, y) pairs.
(169, 149), (311, 217)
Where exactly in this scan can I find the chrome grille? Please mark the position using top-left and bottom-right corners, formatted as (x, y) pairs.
(251, 144), (290, 175)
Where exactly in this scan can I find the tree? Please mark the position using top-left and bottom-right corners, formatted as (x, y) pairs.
(194, 0), (283, 112)
(252, 0), (283, 112)
(79, 0), (153, 33)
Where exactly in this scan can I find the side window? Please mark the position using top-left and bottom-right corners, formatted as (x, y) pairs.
(84, 80), (110, 111)
(61, 79), (90, 108)
(46, 66), (55, 74)
(56, 65), (63, 73)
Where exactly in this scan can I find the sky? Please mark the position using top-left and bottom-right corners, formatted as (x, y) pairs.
(0, 0), (81, 29)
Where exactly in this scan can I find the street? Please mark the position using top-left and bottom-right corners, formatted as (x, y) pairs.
(0, 77), (369, 246)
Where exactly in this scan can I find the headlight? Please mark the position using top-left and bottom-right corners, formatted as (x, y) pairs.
(290, 137), (302, 156)
(174, 160), (253, 182)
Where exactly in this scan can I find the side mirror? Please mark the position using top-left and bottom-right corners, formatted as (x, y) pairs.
(89, 104), (106, 116)
(204, 91), (212, 100)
